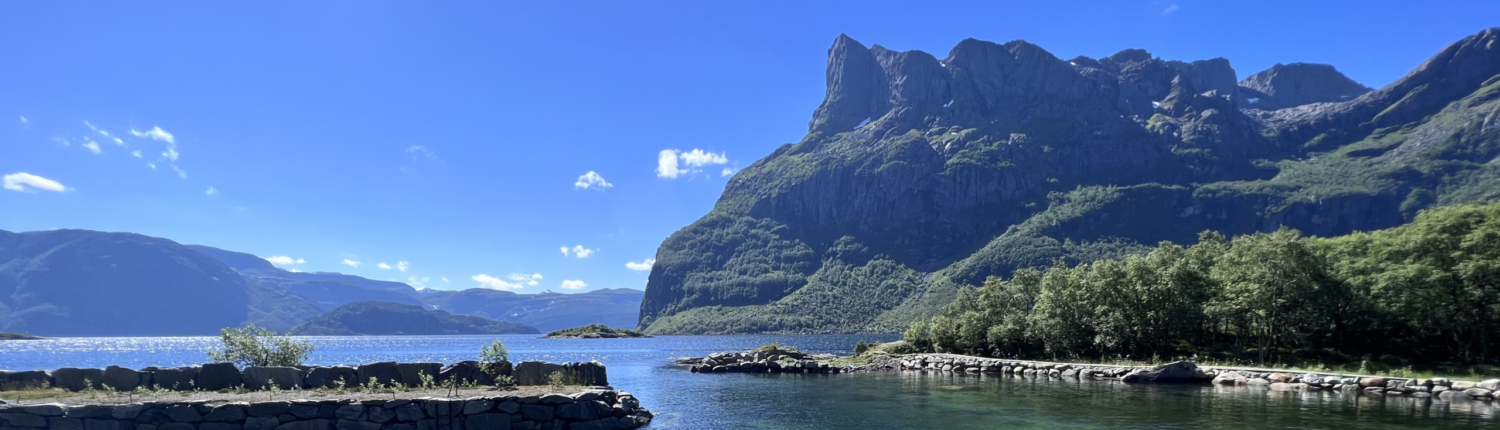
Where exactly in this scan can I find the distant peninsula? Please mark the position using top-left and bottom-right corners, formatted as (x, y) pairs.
(545, 324), (650, 339)
(291, 301), (540, 336)
(0, 332), (43, 340)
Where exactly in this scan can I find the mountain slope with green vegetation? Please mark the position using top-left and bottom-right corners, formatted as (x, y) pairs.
(639, 28), (1500, 335)
(903, 201), (1500, 366)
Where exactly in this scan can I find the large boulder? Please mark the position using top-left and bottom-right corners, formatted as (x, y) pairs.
(437, 361), (479, 385)
(51, 368), (104, 391)
(1119, 362), (1211, 384)
(396, 363), (442, 387)
(304, 366), (357, 389)
(1, 370), (51, 389)
(197, 362), (243, 391)
(572, 361), (609, 386)
(149, 366), (200, 390)
(514, 361), (564, 386)
(102, 366), (142, 391)
(357, 362), (402, 387)
(241, 367), (304, 390)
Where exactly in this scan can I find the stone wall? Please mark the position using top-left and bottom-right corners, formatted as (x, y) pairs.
(0, 390), (650, 430)
(0, 361), (607, 393)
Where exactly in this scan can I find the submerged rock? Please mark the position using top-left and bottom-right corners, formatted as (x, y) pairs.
(1120, 362), (1211, 384)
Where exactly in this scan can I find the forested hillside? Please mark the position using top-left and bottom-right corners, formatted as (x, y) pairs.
(903, 201), (1500, 365)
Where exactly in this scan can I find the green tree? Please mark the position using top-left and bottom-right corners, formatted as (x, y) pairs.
(478, 339), (513, 380)
(207, 325), (314, 367)
(1206, 229), (1337, 364)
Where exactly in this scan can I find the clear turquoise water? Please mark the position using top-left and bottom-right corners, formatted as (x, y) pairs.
(1, 335), (1494, 428)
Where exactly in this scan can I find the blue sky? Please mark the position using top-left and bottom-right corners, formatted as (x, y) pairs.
(3, 1), (1496, 293)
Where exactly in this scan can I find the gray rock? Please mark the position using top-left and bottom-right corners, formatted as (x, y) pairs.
(332, 405), (363, 421)
(22, 405), (64, 417)
(273, 419), (330, 430)
(83, 419), (124, 430)
(303, 367), (356, 389)
(0, 413), (48, 427)
(164, 405), (203, 423)
(198, 363), (242, 391)
(394, 404), (423, 422)
(150, 367), (199, 390)
(288, 405), (320, 420)
(3, 370), (51, 389)
(204, 404), (247, 422)
(241, 367), (303, 391)
(334, 420), (377, 430)
(355, 362), (401, 387)
(520, 405), (553, 422)
(395, 364), (441, 387)
(201, 423), (239, 430)
(461, 413), (510, 430)
(1119, 362), (1211, 384)
(110, 405), (144, 420)
(101, 366), (141, 391)
(437, 362), (478, 386)
(513, 362), (563, 386)
(461, 400), (493, 415)
(364, 407), (394, 424)
(245, 417), (281, 430)
(1478, 379), (1500, 391)
(1465, 388), (1494, 398)
(156, 423), (193, 430)
(248, 403), (291, 418)
(64, 406), (112, 419)
(52, 368), (104, 391)
(50, 417), (83, 430)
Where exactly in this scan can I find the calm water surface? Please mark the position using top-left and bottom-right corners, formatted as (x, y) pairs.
(0, 335), (1493, 429)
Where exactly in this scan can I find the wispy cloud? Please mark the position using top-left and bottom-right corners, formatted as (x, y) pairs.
(3, 172), (67, 193)
(19, 116), (27, 125)
(441, 277), (450, 283)
(657, 149), (729, 179)
(560, 279), (587, 290)
(131, 150), (142, 158)
(205, 186), (218, 195)
(507, 273), (543, 286)
(574, 171), (614, 191)
(378, 262), (393, 270)
(560, 245), (595, 258)
(1162, 4), (1179, 14)
(397, 261), (410, 272)
(84, 121), (126, 147)
(130, 126), (175, 144)
(82, 140), (102, 154)
(263, 256), (305, 265)
(721, 167), (736, 177)
(407, 146), (438, 160)
(473, 274), (524, 291)
(626, 259), (655, 271)
(408, 276), (431, 290)
(342, 259), (362, 268)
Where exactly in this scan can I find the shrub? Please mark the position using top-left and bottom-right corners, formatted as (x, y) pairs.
(547, 371), (568, 390)
(207, 325), (314, 367)
(478, 339), (513, 380)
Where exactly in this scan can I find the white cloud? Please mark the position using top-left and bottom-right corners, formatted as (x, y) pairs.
(3, 173), (67, 193)
(131, 150), (142, 158)
(112, 137), (125, 146)
(378, 262), (393, 270)
(679, 149), (728, 166)
(287, 268), (303, 273)
(18, 116), (26, 124)
(342, 259), (362, 268)
(560, 279), (587, 290)
(397, 261), (410, 272)
(655, 150), (682, 178)
(171, 165), (187, 179)
(473, 274), (524, 291)
(626, 259), (655, 271)
(574, 171), (614, 191)
(205, 186), (218, 195)
(1162, 4), (1179, 14)
(82, 140), (101, 154)
(441, 277), (450, 283)
(52, 137), (70, 147)
(721, 167), (736, 177)
(561, 245), (595, 258)
(507, 273), (543, 286)
(263, 256), (305, 265)
(130, 126), (175, 144)
(84, 121), (125, 146)
(407, 146), (437, 160)
(408, 276), (431, 290)
(163, 147), (180, 162)
(657, 149), (729, 179)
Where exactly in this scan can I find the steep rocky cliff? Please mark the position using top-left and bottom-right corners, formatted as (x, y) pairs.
(639, 29), (1500, 334)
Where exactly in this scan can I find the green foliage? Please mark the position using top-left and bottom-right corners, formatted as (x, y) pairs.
(906, 202), (1500, 365)
(207, 324), (314, 367)
(545, 324), (647, 338)
(478, 340), (512, 380)
(547, 371), (568, 390)
(751, 342), (799, 356)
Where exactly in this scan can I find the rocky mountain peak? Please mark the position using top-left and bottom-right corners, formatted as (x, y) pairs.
(1237, 62), (1370, 110)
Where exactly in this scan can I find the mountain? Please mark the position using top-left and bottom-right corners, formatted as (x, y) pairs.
(0, 229), (321, 336)
(639, 28), (1500, 334)
(187, 245), (425, 310)
(419, 288), (644, 333)
(290, 301), (539, 336)
(190, 245), (645, 332)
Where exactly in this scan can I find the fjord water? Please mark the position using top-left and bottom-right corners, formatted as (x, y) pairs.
(1, 335), (1492, 429)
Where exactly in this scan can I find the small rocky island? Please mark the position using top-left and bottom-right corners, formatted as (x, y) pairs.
(545, 324), (651, 339)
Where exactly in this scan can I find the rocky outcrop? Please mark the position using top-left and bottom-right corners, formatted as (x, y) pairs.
(1119, 362), (1211, 383)
(0, 390), (652, 430)
(1236, 63), (1371, 110)
(513, 361), (608, 387)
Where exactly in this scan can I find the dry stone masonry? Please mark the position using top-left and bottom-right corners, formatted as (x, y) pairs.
(0, 390), (651, 430)
(1, 362), (607, 393)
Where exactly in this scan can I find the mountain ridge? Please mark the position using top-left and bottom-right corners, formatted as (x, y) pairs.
(638, 28), (1500, 334)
